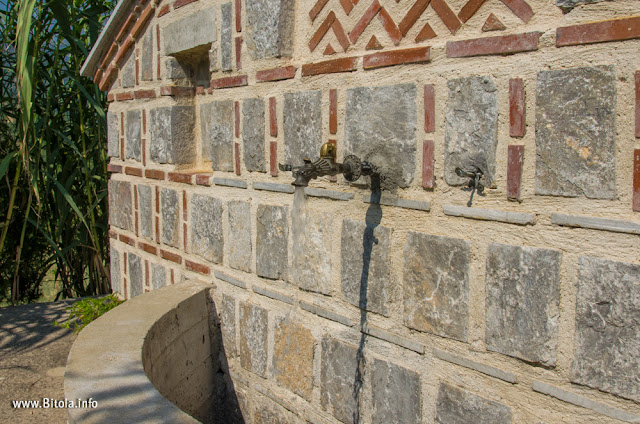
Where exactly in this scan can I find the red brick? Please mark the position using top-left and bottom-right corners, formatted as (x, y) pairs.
(332, 19), (350, 51)
(99, 65), (118, 91)
(134, 186), (139, 210)
(93, 69), (103, 85)
(115, 15), (136, 43)
(109, 229), (118, 239)
(160, 85), (195, 97)
(310, 0), (329, 21)
(634, 149), (640, 212)
(160, 249), (182, 264)
(330, 89), (338, 135)
(125, 166), (143, 177)
(121, 112), (125, 135)
(302, 57), (358, 77)
(378, 7), (402, 45)
(134, 89), (157, 99)
(363, 46), (430, 70)
(156, 25), (161, 80)
(99, 43), (119, 72)
(170, 269), (174, 284)
(155, 186), (160, 213)
(194, 85), (205, 95)
(270, 142), (278, 177)
(500, 0), (533, 24)
(422, 140), (435, 189)
(399, 0), (430, 36)
(507, 145), (524, 201)
(185, 259), (210, 275)
(135, 56), (140, 86)
(142, 110), (147, 134)
(482, 13), (506, 32)
(157, 4), (170, 17)
(431, 0), (461, 34)
(415, 23), (437, 42)
(168, 172), (194, 184)
(235, 101), (240, 138)
(256, 66), (297, 82)
(458, 0), (484, 23)
(107, 93), (115, 102)
(116, 91), (134, 101)
(324, 44), (337, 55)
(235, 37), (242, 70)
(173, 0), (197, 9)
(182, 191), (188, 221)
(145, 260), (149, 288)
(155, 216), (160, 242)
(131, 3), (155, 39)
(120, 137), (125, 160)
(424, 84), (435, 133)
(124, 253), (127, 274)
(196, 174), (212, 186)
(135, 211), (139, 236)
(119, 234), (136, 247)
(235, 142), (241, 176)
(114, 37), (135, 67)
(183, 223), (188, 252)
(270, 97), (278, 137)
(349, 1), (381, 44)
(107, 164), (123, 173)
(365, 36), (383, 51)
(235, 0), (242, 31)
(339, 0), (353, 15)
(145, 169), (166, 180)
(557, 16), (640, 47)
(139, 241), (158, 255)
(142, 139), (146, 166)
(309, 11), (336, 52)
(637, 71), (640, 139)
(209, 75), (248, 90)
(509, 78), (525, 137)
(446, 32), (540, 58)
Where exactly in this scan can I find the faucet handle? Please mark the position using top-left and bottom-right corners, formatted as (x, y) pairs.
(278, 163), (292, 172)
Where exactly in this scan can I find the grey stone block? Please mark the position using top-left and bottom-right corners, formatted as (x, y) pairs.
(214, 270), (247, 289)
(404, 232), (470, 342)
(239, 302), (268, 377)
(138, 185), (153, 240)
(107, 111), (119, 157)
(252, 392), (304, 424)
(201, 100), (233, 169)
(110, 246), (121, 294)
(555, 0), (606, 12)
(572, 256), (640, 402)
(164, 6), (217, 56)
(245, 0), (295, 59)
(252, 285), (293, 304)
(283, 91), (322, 165)
(535, 66), (616, 199)
(151, 264), (166, 290)
(141, 29), (153, 81)
(552, 213), (640, 235)
(300, 302), (353, 327)
(121, 54), (135, 88)
(436, 383), (512, 424)
(191, 194), (223, 264)
(341, 219), (391, 316)
(126, 110), (141, 161)
(485, 243), (562, 366)
(291, 211), (332, 295)
(256, 204), (288, 280)
(372, 359), (421, 424)
(253, 182), (294, 193)
(220, 294), (236, 356)
(150, 106), (196, 164)
(242, 98), (266, 172)
(108, 180), (133, 231)
(443, 204), (535, 226)
(304, 187), (354, 201)
(320, 338), (359, 424)
(228, 201), (252, 273)
(221, 3), (232, 72)
(213, 177), (247, 188)
(433, 349), (517, 384)
(445, 76), (498, 187)
(345, 84), (417, 189)
(128, 253), (143, 297)
(161, 188), (180, 248)
(363, 194), (430, 211)
(166, 57), (190, 80)
(362, 323), (425, 354)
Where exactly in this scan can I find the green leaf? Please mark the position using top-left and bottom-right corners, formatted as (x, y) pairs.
(0, 151), (16, 181)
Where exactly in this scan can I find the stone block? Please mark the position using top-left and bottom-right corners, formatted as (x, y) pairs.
(291, 211), (332, 295)
(345, 84), (417, 189)
(556, 0), (605, 11)
(201, 100), (234, 170)
(220, 294), (236, 356)
(110, 246), (121, 294)
(256, 204), (288, 280)
(372, 359), (421, 424)
(107, 111), (119, 157)
(283, 91), (322, 165)
(151, 263), (166, 290)
(239, 302), (268, 377)
(572, 256), (640, 402)
(252, 393), (304, 424)
(121, 54), (135, 88)
(404, 232), (470, 342)
(164, 6), (217, 56)
(245, 0), (295, 59)
(149, 106), (196, 164)
(128, 253), (143, 297)
(161, 188), (180, 248)
(221, 3), (232, 72)
(228, 201), (252, 273)
(141, 29), (153, 81)
(320, 338), (359, 424)
(126, 110), (141, 161)
(191, 194), (223, 264)
(242, 98), (266, 172)
(445, 76), (498, 187)
(485, 243), (562, 366)
(435, 383), (512, 424)
(166, 57), (190, 80)
(272, 318), (315, 400)
(535, 66), (616, 199)
(137, 185), (153, 240)
(108, 180), (133, 231)
(341, 219), (391, 316)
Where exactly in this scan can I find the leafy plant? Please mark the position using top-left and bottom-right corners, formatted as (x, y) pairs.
(54, 294), (124, 334)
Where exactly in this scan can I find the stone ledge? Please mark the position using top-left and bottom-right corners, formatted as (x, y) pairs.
(433, 349), (518, 384)
(443, 204), (536, 225)
(300, 302), (353, 327)
(362, 323), (425, 354)
(304, 187), (354, 201)
(253, 181), (295, 194)
(532, 381), (640, 423)
(551, 213), (640, 235)
(252, 285), (294, 304)
(213, 270), (248, 289)
(363, 194), (431, 212)
(213, 177), (248, 189)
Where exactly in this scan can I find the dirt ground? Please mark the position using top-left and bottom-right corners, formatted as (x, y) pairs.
(0, 300), (79, 424)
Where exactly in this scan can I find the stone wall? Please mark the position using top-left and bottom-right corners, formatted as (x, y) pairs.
(99, 0), (640, 422)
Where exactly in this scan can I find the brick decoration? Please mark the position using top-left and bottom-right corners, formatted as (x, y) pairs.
(447, 32), (541, 58)
(139, 241), (158, 255)
(116, 91), (134, 101)
(160, 249), (182, 264)
(301, 57), (358, 77)
(125, 166), (143, 177)
(168, 172), (194, 184)
(134, 89), (156, 99)
(330, 89), (338, 135)
(235, 37), (242, 70)
(157, 4), (170, 17)
(173, 0), (198, 9)
(636, 71), (640, 139)
(107, 164), (123, 173)
(210, 75), (248, 90)
(424, 84), (435, 133)
(256, 66), (297, 82)
(145, 169), (165, 180)
(509, 78), (525, 137)
(196, 174), (212, 186)
(270, 142), (278, 176)
(235, 142), (241, 176)
(422, 140), (434, 189)
(159, 86), (195, 97)
(556, 16), (640, 47)
(185, 259), (210, 275)
(119, 234), (136, 247)
(634, 149), (640, 212)
(235, 0), (242, 32)
(507, 145), (524, 201)
(235, 101), (240, 138)
(269, 97), (278, 137)
(363, 46), (430, 70)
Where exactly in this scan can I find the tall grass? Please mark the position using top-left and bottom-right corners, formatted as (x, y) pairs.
(0, 0), (116, 304)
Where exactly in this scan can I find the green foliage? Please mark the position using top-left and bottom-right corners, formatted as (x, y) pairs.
(54, 294), (124, 334)
(0, 0), (117, 304)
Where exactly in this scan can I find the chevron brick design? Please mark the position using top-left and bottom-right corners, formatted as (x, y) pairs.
(309, 0), (534, 53)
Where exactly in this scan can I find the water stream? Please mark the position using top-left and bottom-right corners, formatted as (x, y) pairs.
(291, 187), (308, 277)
